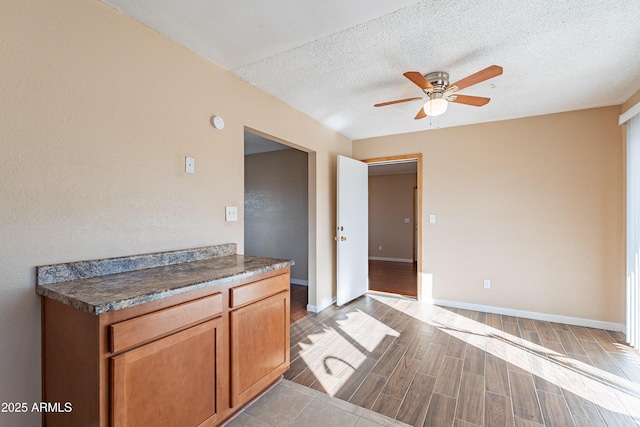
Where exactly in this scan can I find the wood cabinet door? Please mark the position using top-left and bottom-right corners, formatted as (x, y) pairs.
(111, 318), (221, 427)
(230, 290), (290, 407)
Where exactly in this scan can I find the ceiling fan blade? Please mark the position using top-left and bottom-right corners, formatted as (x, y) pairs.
(450, 94), (491, 106)
(404, 72), (433, 90)
(414, 106), (427, 120)
(374, 97), (422, 107)
(451, 65), (503, 91)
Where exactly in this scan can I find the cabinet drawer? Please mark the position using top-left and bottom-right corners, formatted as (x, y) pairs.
(230, 273), (289, 308)
(110, 293), (222, 354)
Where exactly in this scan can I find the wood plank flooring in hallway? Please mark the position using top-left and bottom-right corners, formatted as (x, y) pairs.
(368, 260), (417, 298)
(285, 295), (640, 426)
(290, 283), (312, 324)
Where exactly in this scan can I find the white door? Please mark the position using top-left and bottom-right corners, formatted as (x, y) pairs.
(336, 155), (368, 306)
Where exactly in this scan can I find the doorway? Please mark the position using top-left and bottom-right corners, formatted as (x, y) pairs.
(243, 129), (312, 323)
(364, 154), (422, 300)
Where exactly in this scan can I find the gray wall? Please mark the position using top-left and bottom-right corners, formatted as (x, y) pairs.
(245, 149), (309, 282)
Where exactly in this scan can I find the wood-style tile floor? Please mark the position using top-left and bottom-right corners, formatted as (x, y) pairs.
(286, 294), (640, 426)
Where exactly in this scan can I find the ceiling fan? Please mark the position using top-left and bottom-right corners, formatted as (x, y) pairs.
(374, 65), (503, 120)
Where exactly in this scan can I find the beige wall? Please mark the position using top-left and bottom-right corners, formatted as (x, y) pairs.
(354, 107), (625, 324)
(245, 149), (308, 282)
(0, 0), (350, 422)
(369, 173), (417, 260)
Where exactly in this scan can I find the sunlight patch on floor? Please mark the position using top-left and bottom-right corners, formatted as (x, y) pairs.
(297, 309), (400, 395)
(371, 294), (640, 420)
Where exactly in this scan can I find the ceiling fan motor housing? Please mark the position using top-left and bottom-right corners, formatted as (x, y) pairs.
(425, 71), (449, 98)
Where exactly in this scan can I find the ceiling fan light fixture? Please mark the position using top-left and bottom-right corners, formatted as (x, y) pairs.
(424, 97), (448, 117)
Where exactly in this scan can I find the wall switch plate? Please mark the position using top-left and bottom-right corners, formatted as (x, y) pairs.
(483, 279), (491, 289)
(429, 214), (436, 224)
(225, 206), (238, 222)
(185, 157), (195, 173)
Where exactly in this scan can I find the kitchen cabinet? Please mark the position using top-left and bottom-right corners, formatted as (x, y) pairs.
(38, 250), (291, 427)
(109, 293), (224, 427)
(229, 274), (290, 407)
(111, 318), (221, 426)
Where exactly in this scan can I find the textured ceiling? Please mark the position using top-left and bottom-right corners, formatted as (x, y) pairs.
(102, 0), (640, 140)
(244, 131), (291, 155)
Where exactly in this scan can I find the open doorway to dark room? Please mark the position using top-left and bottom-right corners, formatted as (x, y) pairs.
(244, 130), (311, 323)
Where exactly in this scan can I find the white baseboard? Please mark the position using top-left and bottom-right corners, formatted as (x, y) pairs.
(307, 296), (337, 313)
(368, 290), (416, 301)
(368, 256), (413, 263)
(432, 299), (626, 333)
(290, 278), (308, 286)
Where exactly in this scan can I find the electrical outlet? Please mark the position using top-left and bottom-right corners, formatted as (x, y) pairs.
(378, 245), (383, 251)
(483, 279), (491, 289)
(185, 156), (195, 173)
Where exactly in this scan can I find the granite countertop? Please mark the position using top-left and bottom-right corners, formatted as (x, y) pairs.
(36, 245), (293, 315)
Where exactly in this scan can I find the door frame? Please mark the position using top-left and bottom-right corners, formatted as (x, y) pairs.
(362, 154), (423, 302)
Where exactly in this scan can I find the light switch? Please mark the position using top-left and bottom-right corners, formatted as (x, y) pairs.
(225, 206), (238, 222)
(404, 218), (410, 223)
(429, 214), (436, 224)
(185, 157), (195, 173)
